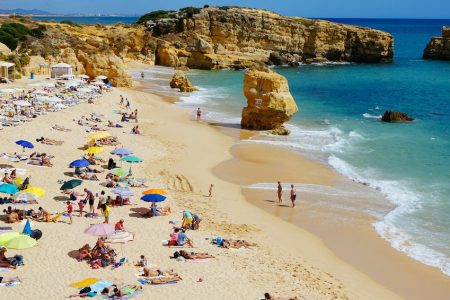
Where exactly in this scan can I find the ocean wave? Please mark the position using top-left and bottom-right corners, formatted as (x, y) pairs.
(363, 113), (382, 119)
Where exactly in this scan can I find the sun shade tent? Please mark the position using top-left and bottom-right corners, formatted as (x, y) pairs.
(51, 63), (73, 79)
(0, 61), (15, 80)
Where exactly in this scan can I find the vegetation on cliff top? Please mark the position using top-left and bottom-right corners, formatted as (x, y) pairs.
(0, 22), (30, 50)
(136, 6), (202, 24)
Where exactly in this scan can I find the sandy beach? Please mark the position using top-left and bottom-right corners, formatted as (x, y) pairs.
(0, 69), (447, 300)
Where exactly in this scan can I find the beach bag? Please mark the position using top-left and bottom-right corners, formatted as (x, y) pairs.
(79, 286), (91, 294)
(10, 255), (24, 266)
(31, 229), (42, 240)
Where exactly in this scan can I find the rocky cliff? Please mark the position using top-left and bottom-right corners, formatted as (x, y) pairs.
(169, 70), (198, 92)
(144, 6), (393, 69)
(423, 26), (450, 60)
(241, 67), (298, 131)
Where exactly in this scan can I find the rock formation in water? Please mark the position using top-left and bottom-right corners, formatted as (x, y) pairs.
(423, 26), (450, 60)
(169, 70), (198, 92)
(142, 6), (394, 70)
(381, 111), (414, 123)
(241, 67), (298, 131)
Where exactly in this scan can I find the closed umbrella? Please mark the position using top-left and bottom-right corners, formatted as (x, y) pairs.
(60, 179), (82, 190)
(23, 186), (46, 198)
(3, 234), (37, 249)
(84, 223), (115, 237)
(0, 184), (19, 195)
(22, 219), (32, 235)
(111, 148), (133, 156)
(143, 189), (167, 195)
(69, 159), (90, 168)
(85, 147), (104, 154)
(141, 194), (166, 203)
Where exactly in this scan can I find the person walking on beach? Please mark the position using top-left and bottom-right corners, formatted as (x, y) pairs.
(119, 95), (124, 106)
(66, 201), (73, 224)
(277, 181), (282, 204)
(84, 188), (95, 216)
(134, 109), (138, 123)
(141, 72), (145, 79)
(208, 184), (214, 197)
(126, 99), (131, 110)
(290, 184), (297, 208)
(196, 108), (202, 121)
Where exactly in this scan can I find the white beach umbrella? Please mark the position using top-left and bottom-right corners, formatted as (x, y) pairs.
(91, 81), (105, 86)
(78, 74), (90, 79)
(1, 88), (16, 94)
(65, 80), (82, 87)
(13, 100), (31, 107)
(77, 87), (93, 93)
(46, 96), (63, 103)
(40, 82), (56, 88)
(96, 75), (107, 80)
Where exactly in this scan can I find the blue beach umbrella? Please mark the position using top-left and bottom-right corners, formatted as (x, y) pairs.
(22, 219), (32, 235)
(0, 184), (19, 195)
(69, 159), (90, 168)
(111, 148), (133, 156)
(16, 140), (34, 152)
(141, 194), (166, 203)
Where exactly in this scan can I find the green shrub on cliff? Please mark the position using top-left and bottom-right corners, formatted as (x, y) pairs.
(0, 23), (30, 50)
(30, 25), (47, 39)
(136, 10), (171, 24)
(180, 6), (201, 17)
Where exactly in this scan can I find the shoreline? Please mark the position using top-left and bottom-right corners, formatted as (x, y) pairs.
(133, 65), (450, 299)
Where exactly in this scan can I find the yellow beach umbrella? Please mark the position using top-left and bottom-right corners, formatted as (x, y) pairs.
(87, 131), (111, 140)
(14, 177), (24, 186)
(85, 146), (104, 154)
(143, 189), (167, 195)
(23, 186), (46, 198)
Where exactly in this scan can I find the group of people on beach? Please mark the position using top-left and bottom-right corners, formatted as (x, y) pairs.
(277, 182), (297, 207)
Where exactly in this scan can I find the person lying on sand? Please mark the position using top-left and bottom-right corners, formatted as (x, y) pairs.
(85, 166), (104, 174)
(107, 120), (123, 128)
(77, 244), (92, 261)
(264, 292), (300, 300)
(52, 124), (71, 132)
(144, 204), (171, 217)
(75, 172), (99, 181)
(141, 267), (178, 278)
(0, 247), (16, 269)
(178, 250), (215, 259)
(36, 137), (63, 145)
(221, 239), (257, 249)
(0, 276), (20, 284)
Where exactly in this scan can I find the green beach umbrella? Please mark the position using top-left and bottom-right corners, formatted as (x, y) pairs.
(121, 155), (143, 163)
(111, 168), (127, 177)
(0, 232), (20, 245)
(60, 179), (83, 190)
(3, 234), (37, 250)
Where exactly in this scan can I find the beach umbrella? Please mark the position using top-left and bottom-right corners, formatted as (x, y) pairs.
(142, 189), (167, 195)
(69, 159), (90, 168)
(0, 232), (20, 245)
(77, 87), (92, 93)
(121, 155), (143, 163)
(96, 75), (107, 80)
(91, 81), (105, 86)
(141, 194), (166, 203)
(60, 179), (82, 190)
(0, 184), (19, 195)
(110, 168), (127, 177)
(111, 148), (133, 156)
(3, 234), (37, 249)
(13, 192), (37, 202)
(84, 223), (115, 237)
(16, 140), (34, 152)
(85, 146), (104, 154)
(22, 219), (32, 236)
(112, 187), (134, 197)
(78, 74), (90, 79)
(87, 131), (111, 140)
(13, 100), (31, 107)
(46, 96), (63, 103)
(105, 231), (134, 244)
(23, 186), (46, 198)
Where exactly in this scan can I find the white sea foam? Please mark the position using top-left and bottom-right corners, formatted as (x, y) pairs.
(363, 112), (382, 119)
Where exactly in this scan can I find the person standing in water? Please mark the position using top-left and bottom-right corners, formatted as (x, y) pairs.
(277, 181), (282, 204)
(290, 184), (297, 207)
(196, 108), (202, 121)
(141, 72), (144, 79)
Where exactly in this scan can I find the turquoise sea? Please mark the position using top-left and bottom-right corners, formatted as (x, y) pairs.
(136, 19), (450, 276)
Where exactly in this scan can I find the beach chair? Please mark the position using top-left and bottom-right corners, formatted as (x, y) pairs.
(49, 213), (63, 223)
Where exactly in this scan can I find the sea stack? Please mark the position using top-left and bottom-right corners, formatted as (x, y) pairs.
(423, 26), (450, 60)
(169, 71), (198, 92)
(241, 67), (298, 132)
(381, 111), (414, 122)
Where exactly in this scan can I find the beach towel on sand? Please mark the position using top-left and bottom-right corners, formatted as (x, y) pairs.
(89, 280), (114, 293)
(69, 278), (99, 288)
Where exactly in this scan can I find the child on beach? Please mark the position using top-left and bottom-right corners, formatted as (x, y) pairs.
(196, 108), (202, 121)
(135, 255), (147, 267)
(66, 201), (73, 225)
(78, 199), (85, 217)
(208, 184), (213, 197)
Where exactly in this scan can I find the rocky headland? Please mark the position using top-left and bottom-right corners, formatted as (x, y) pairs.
(423, 26), (450, 60)
(143, 6), (394, 69)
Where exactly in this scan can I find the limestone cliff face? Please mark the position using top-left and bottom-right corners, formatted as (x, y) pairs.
(241, 67), (298, 130)
(169, 70), (198, 92)
(147, 7), (393, 69)
(423, 27), (450, 60)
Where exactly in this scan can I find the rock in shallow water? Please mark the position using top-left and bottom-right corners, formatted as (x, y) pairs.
(170, 71), (198, 92)
(381, 111), (414, 122)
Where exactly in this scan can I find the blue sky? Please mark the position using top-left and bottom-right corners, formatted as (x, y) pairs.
(1, 0), (449, 18)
